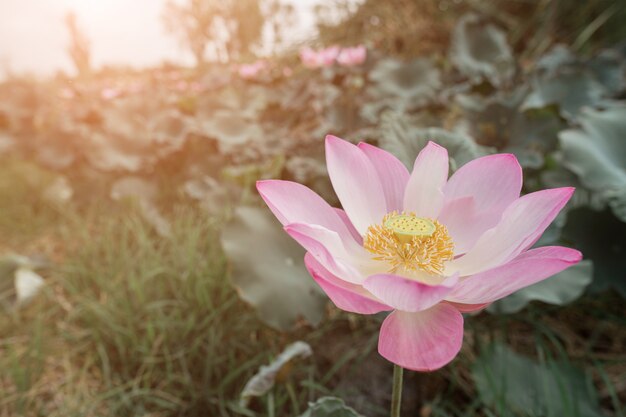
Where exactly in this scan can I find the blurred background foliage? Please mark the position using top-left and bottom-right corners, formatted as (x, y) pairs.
(0, 0), (625, 416)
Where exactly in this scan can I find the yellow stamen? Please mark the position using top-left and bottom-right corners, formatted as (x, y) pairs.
(363, 212), (454, 275)
(384, 214), (436, 244)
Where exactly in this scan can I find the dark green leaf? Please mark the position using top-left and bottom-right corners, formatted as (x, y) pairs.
(221, 206), (327, 331)
(473, 344), (605, 417)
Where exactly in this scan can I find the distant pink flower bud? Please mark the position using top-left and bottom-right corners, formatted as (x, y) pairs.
(238, 60), (267, 79)
(101, 87), (121, 100)
(337, 45), (367, 66)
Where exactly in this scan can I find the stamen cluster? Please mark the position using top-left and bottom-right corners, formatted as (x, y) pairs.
(363, 212), (454, 275)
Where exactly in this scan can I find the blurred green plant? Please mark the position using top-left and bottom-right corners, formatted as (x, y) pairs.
(472, 343), (604, 417)
(221, 206), (327, 331)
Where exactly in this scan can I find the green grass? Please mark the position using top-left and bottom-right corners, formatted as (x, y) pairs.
(1, 203), (292, 416)
(0, 158), (66, 247)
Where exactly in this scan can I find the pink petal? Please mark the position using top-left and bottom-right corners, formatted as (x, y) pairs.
(334, 208), (363, 245)
(437, 196), (482, 254)
(448, 188), (575, 276)
(305, 254), (392, 314)
(378, 304), (464, 371)
(285, 223), (370, 284)
(358, 142), (409, 212)
(443, 154), (522, 213)
(363, 274), (458, 312)
(257, 180), (355, 244)
(326, 135), (387, 235)
(439, 197), (515, 256)
(447, 246), (582, 304)
(439, 154), (523, 253)
(403, 142), (449, 218)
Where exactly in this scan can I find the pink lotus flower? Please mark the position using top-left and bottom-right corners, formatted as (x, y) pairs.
(257, 136), (581, 371)
(300, 46), (340, 68)
(337, 45), (367, 66)
(238, 60), (267, 79)
(101, 87), (121, 100)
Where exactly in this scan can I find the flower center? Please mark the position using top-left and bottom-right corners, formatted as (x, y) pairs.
(363, 212), (454, 276)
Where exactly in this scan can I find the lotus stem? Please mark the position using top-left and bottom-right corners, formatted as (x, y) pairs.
(391, 364), (404, 417)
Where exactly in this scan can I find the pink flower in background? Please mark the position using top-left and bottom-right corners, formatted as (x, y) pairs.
(174, 80), (188, 92)
(282, 66), (293, 77)
(101, 87), (121, 100)
(238, 60), (268, 79)
(337, 45), (367, 66)
(300, 46), (340, 68)
(257, 136), (581, 371)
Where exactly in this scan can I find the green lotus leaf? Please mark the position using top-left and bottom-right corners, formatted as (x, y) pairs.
(299, 397), (365, 417)
(221, 206), (326, 331)
(35, 134), (77, 169)
(82, 101), (192, 172)
(359, 98), (405, 125)
(285, 156), (327, 184)
(148, 110), (190, 149)
(199, 85), (270, 119)
(488, 260), (592, 314)
(378, 111), (490, 170)
(102, 106), (150, 144)
(540, 167), (607, 212)
(559, 105), (626, 221)
(587, 49), (626, 94)
(536, 45), (625, 94)
(200, 111), (264, 152)
(561, 208), (626, 297)
(184, 176), (231, 214)
(450, 14), (515, 87)
(83, 106), (163, 171)
(85, 130), (145, 171)
(456, 91), (565, 168)
(367, 57), (441, 109)
(522, 69), (608, 120)
(534, 45), (578, 76)
(473, 343), (604, 417)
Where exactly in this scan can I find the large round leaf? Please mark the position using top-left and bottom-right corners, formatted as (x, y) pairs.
(363, 57), (441, 122)
(561, 208), (626, 297)
(378, 111), (489, 170)
(473, 343), (604, 417)
(221, 206), (327, 331)
(559, 105), (626, 222)
(199, 111), (264, 152)
(450, 14), (515, 87)
(522, 69), (608, 120)
(456, 91), (565, 168)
